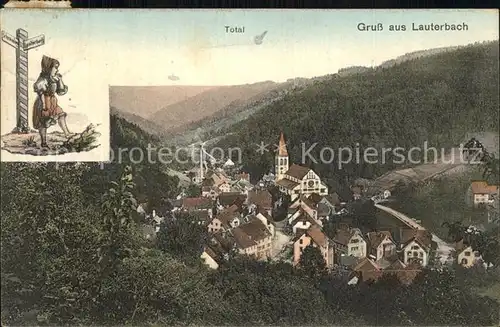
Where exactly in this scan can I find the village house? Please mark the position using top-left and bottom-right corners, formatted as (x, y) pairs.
(217, 192), (247, 210)
(366, 231), (397, 261)
(200, 232), (237, 269)
(288, 195), (324, 225)
(455, 239), (482, 268)
(307, 193), (335, 220)
(332, 227), (367, 259)
(348, 257), (420, 285)
(181, 197), (213, 212)
(207, 205), (242, 233)
(292, 195), (320, 219)
(347, 229), (368, 258)
(401, 229), (434, 267)
(348, 258), (382, 284)
(471, 181), (499, 207)
(231, 178), (254, 195)
(247, 189), (273, 216)
(182, 209), (213, 225)
(231, 217), (273, 260)
(274, 132), (328, 201)
(254, 211), (276, 237)
(289, 209), (322, 234)
(293, 225), (334, 267)
(200, 246), (220, 269)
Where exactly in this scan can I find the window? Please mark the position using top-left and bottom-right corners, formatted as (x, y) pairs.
(412, 246), (419, 250)
(407, 251), (411, 256)
(419, 252), (423, 257)
(351, 247), (359, 251)
(465, 251), (471, 256)
(351, 239), (359, 244)
(461, 258), (468, 265)
(474, 252), (481, 257)
(299, 239), (303, 245)
(320, 188), (326, 193)
(294, 190), (300, 194)
(413, 251), (418, 257)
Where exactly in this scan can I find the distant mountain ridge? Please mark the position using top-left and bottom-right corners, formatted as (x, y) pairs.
(109, 85), (217, 118)
(148, 81), (280, 132)
(110, 107), (167, 137)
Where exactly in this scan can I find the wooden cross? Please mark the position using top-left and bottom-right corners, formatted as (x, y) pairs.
(2, 28), (45, 133)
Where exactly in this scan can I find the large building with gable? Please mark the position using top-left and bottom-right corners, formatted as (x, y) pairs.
(274, 132), (328, 201)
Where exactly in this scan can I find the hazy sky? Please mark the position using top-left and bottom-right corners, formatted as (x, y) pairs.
(1, 9), (498, 86)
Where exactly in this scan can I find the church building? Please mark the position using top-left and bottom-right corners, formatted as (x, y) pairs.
(275, 132), (328, 201)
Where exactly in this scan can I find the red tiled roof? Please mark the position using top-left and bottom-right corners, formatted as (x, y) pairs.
(216, 207), (240, 226)
(276, 178), (300, 190)
(471, 181), (498, 195)
(232, 218), (271, 249)
(367, 231), (394, 250)
(285, 164), (311, 180)
(353, 258), (382, 282)
(382, 259), (420, 285)
(306, 225), (328, 247)
(218, 192), (246, 207)
(300, 194), (318, 210)
(290, 209), (319, 227)
(248, 190), (273, 209)
(182, 197), (212, 209)
(401, 229), (433, 249)
(333, 228), (352, 246)
(204, 246), (219, 261)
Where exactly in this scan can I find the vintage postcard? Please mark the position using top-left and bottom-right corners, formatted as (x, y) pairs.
(1, 8), (109, 162)
(1, 8), (500, 327)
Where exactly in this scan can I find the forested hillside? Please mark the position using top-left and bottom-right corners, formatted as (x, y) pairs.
(110, 107), (168, 137)
(216, 41), (499, 186)
(2, 162), (498, 326)
(81, 114), (179, 210)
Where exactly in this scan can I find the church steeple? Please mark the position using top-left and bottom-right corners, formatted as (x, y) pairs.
(278, 131), (288, 156)
(275, 132), (289, 182)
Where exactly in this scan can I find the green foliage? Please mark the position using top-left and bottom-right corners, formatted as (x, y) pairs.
(1, 163), (104, 324)
(389, 169), (487, 239)
(299, 245), (327, 278)
(98, 166), (141, 272)
(442, 221), (500, 267)
(216, 41), (499, 188)
(156, 215), (209, 266)
(81, 115), (179, 211)
(185, 183), (201, 197)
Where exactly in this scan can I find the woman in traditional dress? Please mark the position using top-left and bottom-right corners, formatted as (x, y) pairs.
(33, 55), (72, 148)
